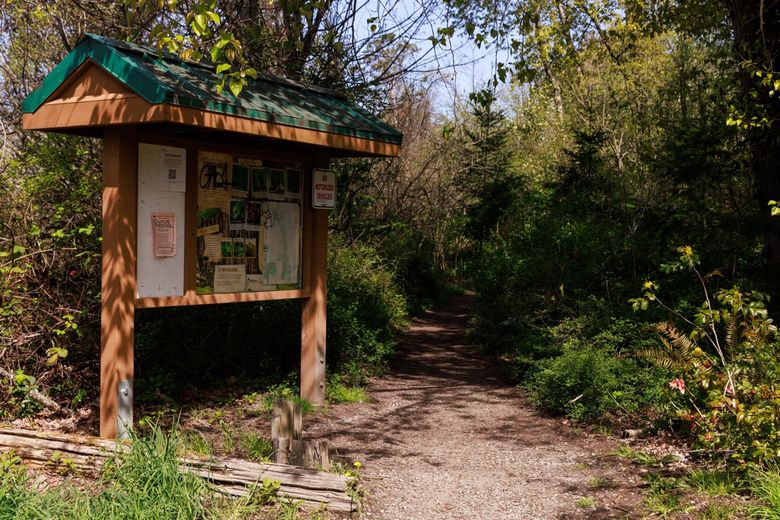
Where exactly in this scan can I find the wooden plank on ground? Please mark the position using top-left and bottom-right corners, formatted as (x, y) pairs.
(0, 428), (354, 513)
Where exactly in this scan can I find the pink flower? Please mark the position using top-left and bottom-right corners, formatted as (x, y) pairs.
(669, 377), (686, 394)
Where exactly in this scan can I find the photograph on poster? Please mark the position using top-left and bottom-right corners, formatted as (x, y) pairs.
(230, 199), (246, 230)
(251, 167), (267, 199)
(197, 153), (231, 211)
(244, 238), (257, 258)
(196, 207), (222, 236)
(220, 238), (233, 258)
(286, 168), (301, 195)
(231, 164), (249, 197)
(233, 239), (245, 258)
(246, 201), (264, 231)
(269, 168), (285, 196)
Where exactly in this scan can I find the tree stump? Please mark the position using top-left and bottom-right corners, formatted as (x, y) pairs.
(271, 399), (330, 469)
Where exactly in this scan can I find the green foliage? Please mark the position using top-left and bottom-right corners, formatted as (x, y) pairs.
(327, 380), (370, 404)
(508, 310), (668, 421)
(684, 469), (740, 497)
(529, 342), (662, 421)
(611, 444), (678, 467)
(238, 431), (273, 462)
(462, 24), (760, 434)
(0, 133), (102, 414)
(750, 466), (780, 520)
(327, 238), (408, 385)
(635, 246), (780, 465)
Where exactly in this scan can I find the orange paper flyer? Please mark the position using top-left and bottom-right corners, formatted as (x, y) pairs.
(151, 213), (176, 257)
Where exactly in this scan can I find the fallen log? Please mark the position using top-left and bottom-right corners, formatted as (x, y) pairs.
(0, 428), (354, 513)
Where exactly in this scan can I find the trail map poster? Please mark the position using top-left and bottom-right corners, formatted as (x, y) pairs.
(196, 151), (302, 294)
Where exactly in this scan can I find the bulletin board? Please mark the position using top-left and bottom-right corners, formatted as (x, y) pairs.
(195, 151), (302, 295)
(136, 143), (186, 298)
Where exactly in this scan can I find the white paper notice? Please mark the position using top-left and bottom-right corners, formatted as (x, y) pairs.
(160, 146), (187, 192)
(214, 264), (247, 293)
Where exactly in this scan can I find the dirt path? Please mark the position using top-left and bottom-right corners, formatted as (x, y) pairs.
(307, 293), (645, 519)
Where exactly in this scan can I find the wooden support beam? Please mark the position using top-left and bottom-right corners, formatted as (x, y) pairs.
(100, 126), (138, 439)
(301, 161), (329, 405)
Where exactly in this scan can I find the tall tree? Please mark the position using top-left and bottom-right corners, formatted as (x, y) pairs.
(724, 1), (780, 286)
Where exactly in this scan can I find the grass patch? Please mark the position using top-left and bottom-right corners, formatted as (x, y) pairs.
(642, 474), (686, 518)
(699, 503), (740, 520)
(611, 443), (677, 466)
(238, 431), (273, 462)
(0, 426), (210, 519)
(184, 430), (213, 456)
(749, 465), (780, 519)
(684, 469), (740, 497)
(327, 382), (370, 404)
(575, 496), (594, 509)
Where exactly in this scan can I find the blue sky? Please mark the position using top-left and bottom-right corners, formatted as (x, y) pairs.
(350, 0), (508, 114)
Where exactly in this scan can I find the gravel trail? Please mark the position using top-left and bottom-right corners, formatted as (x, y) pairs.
(307, 293), (643, 519)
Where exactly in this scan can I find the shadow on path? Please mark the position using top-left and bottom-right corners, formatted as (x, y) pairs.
(306, 293), (644, 519)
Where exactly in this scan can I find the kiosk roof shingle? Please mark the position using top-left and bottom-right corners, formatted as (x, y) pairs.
(22, 33), (402, 146)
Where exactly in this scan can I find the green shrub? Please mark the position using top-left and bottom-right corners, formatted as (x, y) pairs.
(327, 238), (408, 384)
(528, 342), (664, 421)
(636, 246), (780, 465)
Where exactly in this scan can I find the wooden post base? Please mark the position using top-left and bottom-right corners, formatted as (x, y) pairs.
(271, 399), (330, 469)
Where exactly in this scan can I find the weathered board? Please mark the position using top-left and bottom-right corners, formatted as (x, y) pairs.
(0, 428), (354, 513)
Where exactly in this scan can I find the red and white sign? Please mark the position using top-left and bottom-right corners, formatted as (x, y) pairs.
(312, 169), (336, 209)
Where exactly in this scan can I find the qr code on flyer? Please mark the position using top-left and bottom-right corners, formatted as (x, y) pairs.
(168, 168), (177, 180)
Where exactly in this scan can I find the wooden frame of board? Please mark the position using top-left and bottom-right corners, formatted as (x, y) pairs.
(100, 128), (328, 439)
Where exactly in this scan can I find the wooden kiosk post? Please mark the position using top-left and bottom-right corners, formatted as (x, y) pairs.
(301, 164), (329, 404)
(21, 34), (401, 438)
(100, 127), (139, 439)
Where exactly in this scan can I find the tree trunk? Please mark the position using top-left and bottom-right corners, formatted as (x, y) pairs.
(726, 0), (780, 290)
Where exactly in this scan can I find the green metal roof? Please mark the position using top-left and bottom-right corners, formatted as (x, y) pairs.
(22, 33), (402, 146)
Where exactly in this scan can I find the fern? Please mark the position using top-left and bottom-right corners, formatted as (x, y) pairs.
(723, 314), (739, 363)
(636, 322), (711, 371)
